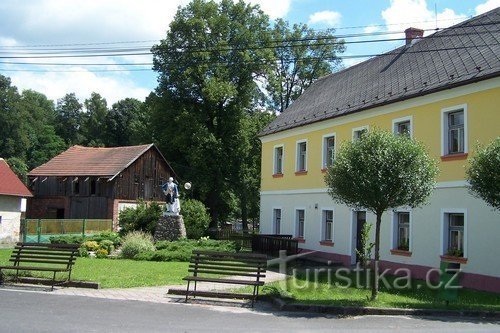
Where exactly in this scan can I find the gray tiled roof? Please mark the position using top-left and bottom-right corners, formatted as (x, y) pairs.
(260, 7), (500, 137)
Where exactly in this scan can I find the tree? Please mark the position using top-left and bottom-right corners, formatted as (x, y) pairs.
(6, 157), (28, 183)
(106, 98), (146, 146)
(0, 75), (27, 160)
(151, 0), (273, 227)
(83, 92), (109, 147)
(466, 137), (500, 210)
(19, 90), (66, 169)
(55, 93), (84, 145)
(266, 19), (344, 113)
(324, 129), (438, 300)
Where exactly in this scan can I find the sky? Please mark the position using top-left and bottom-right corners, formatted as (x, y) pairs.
(0, 0), (498, 105)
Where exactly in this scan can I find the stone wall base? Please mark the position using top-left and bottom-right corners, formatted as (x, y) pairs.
(154, 215), (186, 242)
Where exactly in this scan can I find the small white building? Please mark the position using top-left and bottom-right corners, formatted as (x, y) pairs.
(0, 158), (32, 243)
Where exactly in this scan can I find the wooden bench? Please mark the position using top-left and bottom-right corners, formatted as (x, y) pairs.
(169, 250), (267, 307)
(0, 242), (79, 290)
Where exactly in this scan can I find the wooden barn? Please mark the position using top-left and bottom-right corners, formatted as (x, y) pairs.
(27, 144), (175, 226)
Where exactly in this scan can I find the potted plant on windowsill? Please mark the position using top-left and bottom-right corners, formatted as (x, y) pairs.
(440, 248), (468, 264)
(390, 240), (412, 256)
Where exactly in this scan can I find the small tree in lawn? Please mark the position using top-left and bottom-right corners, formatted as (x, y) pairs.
(325, 129), (438, 300)
(466, 137), (500, 210)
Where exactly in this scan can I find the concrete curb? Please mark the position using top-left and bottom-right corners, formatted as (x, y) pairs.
(260, 295), (500, 320)
(14, 277), (100, 289)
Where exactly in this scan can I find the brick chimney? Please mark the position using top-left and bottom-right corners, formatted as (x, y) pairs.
(404, 27), (424, 46)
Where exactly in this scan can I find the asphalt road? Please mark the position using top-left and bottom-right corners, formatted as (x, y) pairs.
(0, 289), (498, 333)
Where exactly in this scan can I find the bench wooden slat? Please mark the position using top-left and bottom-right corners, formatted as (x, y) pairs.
(14, 246), (78, 252)
(189, 259), (265, 268)
(0, 266), (70, 272)
(169, 289), (256, 300)
(9, 258), (75, 265)
(188, 263), (264, 273)
(192, 249), (266, 258)
(183, 276), (265, 285)
(190, 256), (266, 265)
(187, 268), (265, 278)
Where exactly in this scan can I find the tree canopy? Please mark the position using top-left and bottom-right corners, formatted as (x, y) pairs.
(467, 137), (500, 210)
(325, 129), (438, 300)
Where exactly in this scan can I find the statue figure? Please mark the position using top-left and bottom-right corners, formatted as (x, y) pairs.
(161, 177), (180, 215)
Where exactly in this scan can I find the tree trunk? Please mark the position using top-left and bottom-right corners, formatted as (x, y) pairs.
(241, 194), (249, 231)
(371, 211), (383, 301)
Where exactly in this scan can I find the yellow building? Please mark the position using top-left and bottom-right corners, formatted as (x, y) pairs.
(259, 9), (500, 292)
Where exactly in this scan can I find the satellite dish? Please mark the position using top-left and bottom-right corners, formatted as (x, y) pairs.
(184, 182), (192, 190)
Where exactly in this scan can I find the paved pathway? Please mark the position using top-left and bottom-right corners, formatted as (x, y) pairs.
(45, 269), (287, 305)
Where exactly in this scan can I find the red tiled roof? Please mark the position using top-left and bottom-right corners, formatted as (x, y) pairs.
(28, 144), (154, 177)
(0, 159), (33, 197)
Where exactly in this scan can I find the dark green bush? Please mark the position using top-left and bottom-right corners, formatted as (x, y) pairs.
(118, 200), (162, 235)
(133, 239), (237, 262)
(88, 232), (121, 246)
(182, 199), (211, 239)
(49, 235), (84, 244)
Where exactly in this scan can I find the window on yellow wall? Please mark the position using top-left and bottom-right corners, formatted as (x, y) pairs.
(441, 105), (467, 158)
(274, 146), (283, 175)
(323, 135), (336, 169)
(296, 141), (307, 172)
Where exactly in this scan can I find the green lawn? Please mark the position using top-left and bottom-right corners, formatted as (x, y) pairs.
(261, 270), (500, 312)
(0, 249), (188, 289)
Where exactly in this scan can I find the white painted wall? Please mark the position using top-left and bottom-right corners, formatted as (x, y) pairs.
(0, 195), (23, 243)
(260, 186), (500, 278)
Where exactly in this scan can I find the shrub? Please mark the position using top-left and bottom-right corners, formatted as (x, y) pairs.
(78, 246), (89, 257)
(83, 241), (99, 252)
(182, 199), (211, 239)
(95, 249), (109, 259)
(99, 240), (114, 253)
(87, 232), (121, 246)
(133, 239), (237, 262)
(50, 235), (84, 245)
(118, 200), (162, 235)
(120, 231), (155, 259)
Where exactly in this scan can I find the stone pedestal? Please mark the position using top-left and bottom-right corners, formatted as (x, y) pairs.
(154, 215), (186, 242)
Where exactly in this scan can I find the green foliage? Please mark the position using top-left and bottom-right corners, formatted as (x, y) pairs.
(6, 157), (28, 183)
(466, 138), (500, 210)
(95, 249), (109, 259)
(120, 231), (155, 259)
(150, 0), (274, 227)
(55, 93), (84, 145)
(99, 240), (115, 254)
(88, 231), (121, 247)
(83, 241), (99, 252)
(82, 92), (109, 147)
(106, 98), (146, 146)
(118, 201), (162, 235)
(325, 129), (438, 300)
(266, 19), (344, 113)
(78, 246), (89, 258)
(134, 238), (237, 262)
(49, 235), (85, 244)
(325, 129), (438, 212)
(182, 199), (211, 239)
(356, 223), (375, 270)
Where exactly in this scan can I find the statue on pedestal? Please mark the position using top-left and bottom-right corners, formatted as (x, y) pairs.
(161, 177), (180, 215)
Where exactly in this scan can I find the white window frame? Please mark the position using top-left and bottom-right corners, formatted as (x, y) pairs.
(295, 208), (306, 239)
(273, 144), (284, 175)
(392, 116), (413, 138)
(391, 209), (412, 251)
(320, 208), (335, 242)
(321, 133), (336, 169)
(441, 104), (468, 156)
(295, 139), (308, 172)
(352, 125), (369, 141)
(440, 208), (468, 257)
(272, 207), (282, 235)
